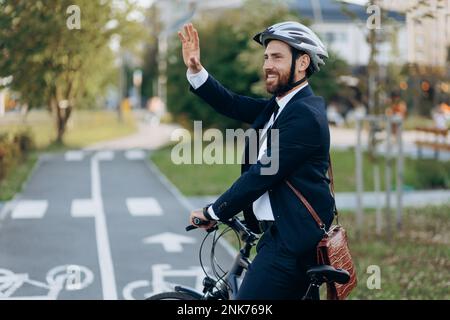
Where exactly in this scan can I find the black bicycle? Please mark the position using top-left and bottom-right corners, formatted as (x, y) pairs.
(147, 217), (350, 300)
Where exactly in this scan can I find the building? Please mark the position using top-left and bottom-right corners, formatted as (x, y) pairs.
(290, 0), (407, 67)
(378, 0), (450, 68)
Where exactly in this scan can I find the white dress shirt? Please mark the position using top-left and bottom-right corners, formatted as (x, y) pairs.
(187, 68), (308, 221)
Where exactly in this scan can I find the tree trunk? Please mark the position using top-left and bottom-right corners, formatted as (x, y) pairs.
(54, 100), (72, 145)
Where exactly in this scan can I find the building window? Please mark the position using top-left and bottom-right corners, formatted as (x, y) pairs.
(324, 32), (347, 44)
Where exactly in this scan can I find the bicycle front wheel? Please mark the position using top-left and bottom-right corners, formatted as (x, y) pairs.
(146, 291), (199, 300)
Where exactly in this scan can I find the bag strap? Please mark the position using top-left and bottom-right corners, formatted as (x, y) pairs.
(285, 154), (338, 230)
(285, 180), (325, 230)
(328, 154), (339, 224)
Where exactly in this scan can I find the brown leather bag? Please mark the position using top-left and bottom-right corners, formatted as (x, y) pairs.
(286, 156), (357, 300)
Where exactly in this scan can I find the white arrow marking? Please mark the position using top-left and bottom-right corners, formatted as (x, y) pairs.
(142, 233), (196, 253)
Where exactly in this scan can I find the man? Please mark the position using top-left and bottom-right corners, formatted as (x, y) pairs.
(178, 21), (335, 299)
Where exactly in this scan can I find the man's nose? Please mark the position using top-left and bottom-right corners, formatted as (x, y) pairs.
(263, 58), (273, 71)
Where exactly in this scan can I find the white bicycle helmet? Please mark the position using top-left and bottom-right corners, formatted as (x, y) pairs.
(253, 21), (328, 77)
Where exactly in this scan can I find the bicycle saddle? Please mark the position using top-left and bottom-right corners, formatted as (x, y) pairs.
(306, 265), (350, 285)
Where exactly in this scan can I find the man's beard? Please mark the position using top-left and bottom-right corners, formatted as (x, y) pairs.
(265, 70), (291, 96)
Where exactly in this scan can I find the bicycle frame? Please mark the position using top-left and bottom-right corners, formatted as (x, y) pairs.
(175, 217), (332, 301)
(174, 218), (257, 300)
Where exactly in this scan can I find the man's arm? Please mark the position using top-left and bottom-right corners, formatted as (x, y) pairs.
(179, 23), (268, 124)
(189, 70), (269, 124)
(210, 105), (322, 221)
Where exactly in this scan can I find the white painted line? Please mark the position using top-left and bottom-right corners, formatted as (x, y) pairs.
(96, 151), (114, 161)
(146, 161), (238, 258)
(0, 200), (14, 221)
(122, 280), (150, 300)
(71, 199), (96, 217)
(1, 157), (41, 223)
(142, 232), (196, 253)
(126, 198), (163, 216)
(125, 149), (146, 160)
(11, 200), (48, 219)
(150, 264), (205, 294)
(91, 155), (118, 299)
(65, 151), (84, 161)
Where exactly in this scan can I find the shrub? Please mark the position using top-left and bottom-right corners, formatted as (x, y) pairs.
(0, 131), (35, 182)
(13, 130), (35, 159)
(406, 159), (450, 189)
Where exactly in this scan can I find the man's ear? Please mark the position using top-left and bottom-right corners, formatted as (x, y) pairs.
(298, 54), (310, 73)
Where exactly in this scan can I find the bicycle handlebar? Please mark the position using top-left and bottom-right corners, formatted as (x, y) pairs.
(185, 217), (210, 231)
(186, 217), (258, 244)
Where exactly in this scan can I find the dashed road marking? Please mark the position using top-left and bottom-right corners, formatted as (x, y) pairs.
(126, 198), (163, 216)
(71, 199), (96, 218)
(11, 200), (48, 219)
(96, 151), (114, 161)
(65, 151), (84, 161)
(125, 150), (146, 160)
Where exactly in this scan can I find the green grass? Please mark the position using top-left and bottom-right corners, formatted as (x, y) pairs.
(151, 142), (449, 299)
(341, 205), (450, 299)
(151, 144), (450, 195)
(0, 110), (137, 151)
(218, 204), (450, 300)
(151, 143), (242, 196)
(0, 152), (38, 201)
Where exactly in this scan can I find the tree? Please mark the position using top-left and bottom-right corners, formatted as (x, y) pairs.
(0, 0), (144, 144)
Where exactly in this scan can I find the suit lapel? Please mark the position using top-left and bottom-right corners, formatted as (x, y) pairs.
(252, 97), (277, 130)
(241, 98), (276, 172)
(242, 85), (315, 171)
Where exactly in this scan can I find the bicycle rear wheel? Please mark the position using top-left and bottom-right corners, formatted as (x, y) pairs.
(146, 291), (199, 300)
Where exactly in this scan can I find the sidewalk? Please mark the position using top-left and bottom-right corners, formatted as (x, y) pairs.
(84, 110), (181, 151)
(188, 189), (450, 211)
(330, 127), (450, 161)
(82, 114), (449, 160)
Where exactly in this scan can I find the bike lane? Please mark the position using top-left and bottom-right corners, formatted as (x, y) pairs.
(0, 152), (102, 299)
(100, 151), (235, 300)
(0, 150), (236, 300)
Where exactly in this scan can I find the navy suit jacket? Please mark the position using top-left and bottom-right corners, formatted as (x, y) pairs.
(190, 75), (335, 256)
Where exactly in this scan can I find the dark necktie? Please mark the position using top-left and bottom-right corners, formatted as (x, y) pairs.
(259, 102), (280, 150)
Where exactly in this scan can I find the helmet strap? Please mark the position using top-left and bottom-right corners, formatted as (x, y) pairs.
(275, 49), (307, 96)
(288, 49), (308, 87)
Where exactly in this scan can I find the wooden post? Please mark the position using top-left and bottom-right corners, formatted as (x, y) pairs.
(355, 118), (364, 237)
(396, 117), (403, 230)
(385, 116), (392, 239)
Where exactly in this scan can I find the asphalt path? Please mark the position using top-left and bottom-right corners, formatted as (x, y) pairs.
(0, 149), (235, 300)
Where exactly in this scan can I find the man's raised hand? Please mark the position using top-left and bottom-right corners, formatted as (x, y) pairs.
(178, 23), (202, 73)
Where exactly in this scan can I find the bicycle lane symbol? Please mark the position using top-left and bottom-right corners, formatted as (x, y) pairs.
(0, 264), (94, 300)
(122, 264), (207, 300)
